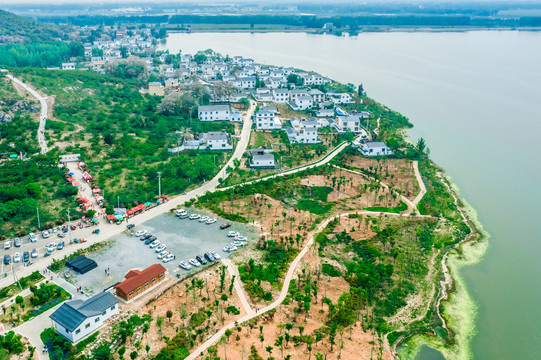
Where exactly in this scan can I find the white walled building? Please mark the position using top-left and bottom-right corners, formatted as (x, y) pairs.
(273, 88), (289, 103)
(62, 63), (76, 71)
(255, 110), (282, 130)
(285, 118), (321, 144)
(250, 154), (276, 169)
(50, 292), (118, 343)
(198, 105), (231, 121)
(334, 115), (362, 133)
(359, 141), (394, 157)
(199, 131), (233, 150)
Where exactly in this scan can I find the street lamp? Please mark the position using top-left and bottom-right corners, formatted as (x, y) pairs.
(36, 207), (41, 230)
(157, 172), (162, 198)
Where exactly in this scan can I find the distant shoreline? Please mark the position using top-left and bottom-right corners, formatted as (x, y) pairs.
(166, 26), (541, 34)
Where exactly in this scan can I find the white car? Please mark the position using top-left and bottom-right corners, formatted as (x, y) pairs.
(235, 235), (247, 242)
(13, 253), (21, 263)
(149, 240), (160, 249)
(163, 254), (175, 263)
(42, 231), (50, 239)
(3, 241), (10, 250)
(46, 243), (56, 252)
(189, 258), (200, 267)
(31, 249), (38, 258)
(135, 230), (147, 237)
(155, 244), (166, 253)
(28, 233), (38, 242)
(157, 251), (169, 260)
(210, 251), (221, 260)
(227, 231), (239, 237)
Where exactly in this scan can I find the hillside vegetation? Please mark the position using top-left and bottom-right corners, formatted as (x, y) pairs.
(0, 9), (66, 44)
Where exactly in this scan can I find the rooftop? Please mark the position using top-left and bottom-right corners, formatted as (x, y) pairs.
(114, 263), (166, 295)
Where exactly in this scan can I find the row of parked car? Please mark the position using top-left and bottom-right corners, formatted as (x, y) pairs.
(3, 227), (73, 250)
(3, 249), (39, 265)
(179, 251), (221, 271)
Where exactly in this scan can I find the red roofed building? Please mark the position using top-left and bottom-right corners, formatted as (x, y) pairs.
(114, 264), (167, 302)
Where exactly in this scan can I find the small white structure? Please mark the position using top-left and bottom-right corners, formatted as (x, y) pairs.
(59, 154), (81, 163)
(199, 132), (233, 150)
(359, 141), (394, 157)
(250, 154), (276, 169)
(293, 96), (313, 110)
(328, 93), (354, 104)
(316, 108), (335, 118)
(62, 63), (76, 71)
(198, 105), (231, 121)
(240, 77), (256, 89)
(50, 292), (118, 343)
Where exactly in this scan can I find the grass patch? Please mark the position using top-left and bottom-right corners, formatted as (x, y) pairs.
(365, 201), (408, 214)
(321, 263), (342, 277)
(0, 271), (44, 303)
(297, 199), (331, 215)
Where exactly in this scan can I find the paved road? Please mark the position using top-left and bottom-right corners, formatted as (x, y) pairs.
(6, 74), (49, 154)
(412, 161), (427, 206)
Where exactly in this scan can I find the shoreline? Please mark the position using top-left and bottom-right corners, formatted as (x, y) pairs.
(395, 172), (489, 359)
(166, 26), (541, 35)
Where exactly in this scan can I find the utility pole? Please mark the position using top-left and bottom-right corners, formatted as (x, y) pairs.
(157, 171), (162, 198)
(36, 207), (41, 230)
(67, 209), (72, 241)
(117, 195), (120, 209)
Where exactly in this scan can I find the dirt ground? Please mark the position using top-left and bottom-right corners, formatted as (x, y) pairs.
(346, 157), (420, 200)
(210, 249), (391, 360)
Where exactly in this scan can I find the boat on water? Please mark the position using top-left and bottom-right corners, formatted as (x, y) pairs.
(189, 214), (201, 220)
(227, 231), (239, 237)
(220, 223), (231, 229)
(176, 209), (187, 217)
(199, 216), (209, 223)
(206, 218), (217, 224)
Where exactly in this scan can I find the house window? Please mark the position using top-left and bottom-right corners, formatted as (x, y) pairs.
(152, 278), (156, 283)
(75, 329), (81, 334)
(95, 317), (100, 323)
(128, 291), (134, 296)
(159, 273), (164, 279)
(110, 305), (116, 311)
(137, 287), (142, 292)
(145, 282), (149, 287)
(85, 323), (90, 329)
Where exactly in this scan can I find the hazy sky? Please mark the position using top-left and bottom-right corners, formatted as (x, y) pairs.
(2, 0), (540, 4)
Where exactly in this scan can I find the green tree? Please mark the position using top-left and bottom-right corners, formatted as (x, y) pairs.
(118, 346), (126, 358)
(166, 309), (173, 322)
(130, 350), (138, 360)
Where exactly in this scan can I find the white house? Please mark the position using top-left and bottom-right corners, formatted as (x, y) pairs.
(285, 118), (321, 144)
(334, 115), (362, 133)
(289, 89), (310, 102)
(50, 292), (118, 343)
(273, 88), (289, 103)
(199, 132), (233, 150)
(255, 110), (282, 130)
(328, 93), (354, 104)
(198, 105), (231, 121)
(250, 154), (276, 169)
(309, 89), (326, 104)
(254, 88), (274, 102)
(359, 141), (394, 157)
(293, 96), (313, 110)
(240, 77), (256, 89)
(62, 63), (76, 71)
(316, 108), (335, 117)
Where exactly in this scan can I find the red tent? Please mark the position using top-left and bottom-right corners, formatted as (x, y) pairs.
(92, 189), (101, 194)
(162, 195), (169, 199)
(139, 204), (147, 209)
(82, 172), (92, 181)
(80, 197), (91, 203)
(72, 181), (80, 187)
(67, 177), (75, 182)
(106, 215), (116, 221)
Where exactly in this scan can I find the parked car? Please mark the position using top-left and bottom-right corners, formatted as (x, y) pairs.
(210, 251), (221, 260)
(220, 223), (231, 230)
(163, 254), (175, 263)
(57, 242), (64, 250)
(57, 233), (65, 238)
(13, 253), (21, 263)
(189, 258), (201, 267)
(204, 252), (214, 263)
(13, 238), (21, 247)
(23, 251), (29, 262)
(144, 237), (154, 245)
(196, 255), (207, 265)
(46, 243), (56, 252)
(42, 230), (50, 239)
(31, 249), (38, 258)
(28, 233), (38, 242)
(179, 261), (191, 270)
(126, 224), (135, 230)
(3, 254), (10, 265)
(3, 241), (10, 250)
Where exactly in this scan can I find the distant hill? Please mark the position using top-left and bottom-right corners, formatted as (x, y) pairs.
(0, 9), (65, 44)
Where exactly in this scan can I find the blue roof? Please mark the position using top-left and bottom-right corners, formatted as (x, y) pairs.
(50, 292), (118, 332)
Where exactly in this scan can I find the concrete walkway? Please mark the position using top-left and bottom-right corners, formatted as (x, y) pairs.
(412, 161), (427, 206)
(6, 74), (49, 154)
(221, 259), (254, 316)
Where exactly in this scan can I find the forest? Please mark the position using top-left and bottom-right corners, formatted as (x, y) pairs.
(0, 42), (84, 68)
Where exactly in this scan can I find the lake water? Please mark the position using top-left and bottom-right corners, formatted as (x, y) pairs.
(68, 210), (256, 295)
(161, 31), (541, 359)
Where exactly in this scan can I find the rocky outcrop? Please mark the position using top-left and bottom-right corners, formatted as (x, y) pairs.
(0, 110), (12, 123)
